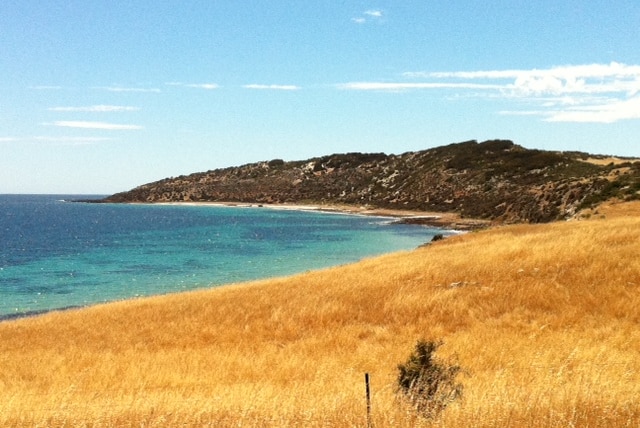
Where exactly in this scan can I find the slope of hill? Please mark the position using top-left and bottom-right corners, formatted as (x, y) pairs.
(1, 201), (639, 426)
(100, 140), (640, 223)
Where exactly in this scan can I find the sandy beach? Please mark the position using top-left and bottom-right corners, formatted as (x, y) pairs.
(155, 201), (492, 231)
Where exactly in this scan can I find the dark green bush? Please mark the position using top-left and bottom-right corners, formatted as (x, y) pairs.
(430, 234), (445, 242)
(397, 340), (463, 419)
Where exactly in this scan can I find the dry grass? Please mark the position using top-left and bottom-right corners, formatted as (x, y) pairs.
(1, 201), (640, 427)
(581, 156), (640, 165)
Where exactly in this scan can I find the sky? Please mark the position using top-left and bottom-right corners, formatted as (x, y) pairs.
(2, 0), (640, 194)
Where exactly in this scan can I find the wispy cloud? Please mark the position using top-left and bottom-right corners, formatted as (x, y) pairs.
(418, 62), (640, 81)
(411, 63), (640, 96)
(97, 86), (161, 93)
(166, 82), (219, 90)
(243, 84), (301, 91)
(364, 9), (383, 18)
(49, 121), (144, 130)
(0, 137), (17, 142)
(186, 83), (219, 90)
(352, 9), (383, 24)
(48, 105), (140, 112)
(338, 82), (504, 91)
(540, 95), (640, 123)
(342, 62), (640, 123)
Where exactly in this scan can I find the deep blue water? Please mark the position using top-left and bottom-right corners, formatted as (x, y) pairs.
(0, 195), (450, 319)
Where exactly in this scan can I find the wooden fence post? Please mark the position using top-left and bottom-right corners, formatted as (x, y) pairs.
(365, 372), (372, 428)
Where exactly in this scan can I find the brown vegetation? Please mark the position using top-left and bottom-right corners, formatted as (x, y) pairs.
(97, 140), (640, 224)
(1, 201), (640, 426)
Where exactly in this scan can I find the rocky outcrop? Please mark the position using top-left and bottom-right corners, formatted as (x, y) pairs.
(99, 140), (640, 223)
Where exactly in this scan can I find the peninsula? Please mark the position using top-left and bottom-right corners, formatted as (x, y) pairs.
(95, 140), (640, 224)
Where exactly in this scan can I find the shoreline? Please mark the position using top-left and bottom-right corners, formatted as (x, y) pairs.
(1, 201), (489, 322)
(0, 305), (85, 322)
(151, 201), (492, 231)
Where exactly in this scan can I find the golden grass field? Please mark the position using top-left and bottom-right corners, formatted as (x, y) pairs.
(1, 201), (639, 427)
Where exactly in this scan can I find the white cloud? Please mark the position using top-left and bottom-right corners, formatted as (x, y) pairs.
(166, 82), (219, 90)
(0, 137), (17, 142)
(403, 62), (640, 97)
(352, 9), (383, 23)
(498, 110), (549, 117)
(544, 95), (640, 123)
(338, 82), (504, 91)
(48, 105), (140, 112)
(243, 84), (301, 90)
(346, 62), (640, 123)
(185, 83), (219, 90)
(98, 86), (161, 93)
(49, 121), (144, 130)
(409, 62), (640, 80)
(364, 9), (383, 17)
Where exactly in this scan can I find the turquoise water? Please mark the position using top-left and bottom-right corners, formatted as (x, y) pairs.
(0, 195), (450, 319)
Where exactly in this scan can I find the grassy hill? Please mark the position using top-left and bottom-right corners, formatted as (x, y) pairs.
(99, 140), (640, 223)
(1, 201), (639, 426)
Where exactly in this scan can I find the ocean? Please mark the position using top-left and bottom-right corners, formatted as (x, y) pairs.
(0, 195), (450, 320)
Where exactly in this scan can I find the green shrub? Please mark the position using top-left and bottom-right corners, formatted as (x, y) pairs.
(430, 234), (445, 242)
(397, 340), (463, 419)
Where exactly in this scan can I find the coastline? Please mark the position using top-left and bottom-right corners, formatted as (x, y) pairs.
(0, 305), (85, 322)
(3, 199), (470, 323)
(152, 201), (492, 231)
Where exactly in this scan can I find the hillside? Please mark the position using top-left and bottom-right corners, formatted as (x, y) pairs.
(100, 140), (640, 223)
(1, 201), (639, 426)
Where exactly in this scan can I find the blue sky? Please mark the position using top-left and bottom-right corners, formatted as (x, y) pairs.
(2, 0), (640, 194)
